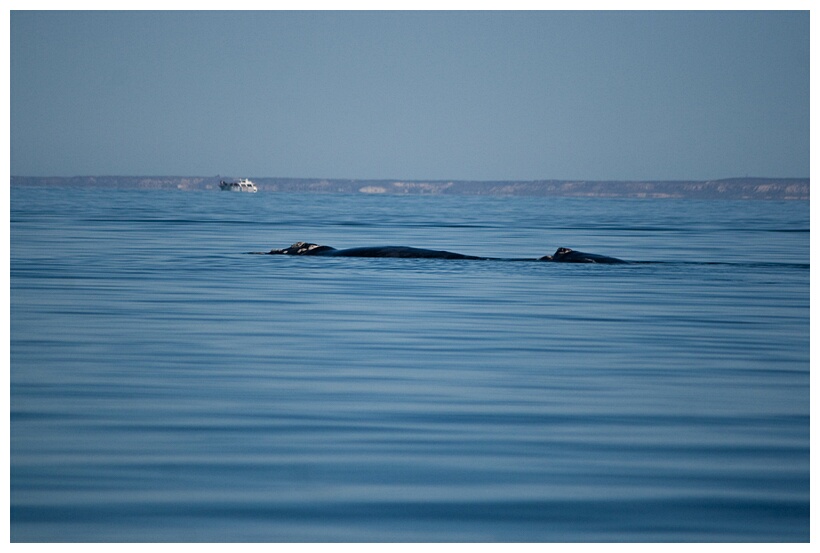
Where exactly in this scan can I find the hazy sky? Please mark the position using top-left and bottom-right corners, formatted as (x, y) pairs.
(10, 10), (810, 180)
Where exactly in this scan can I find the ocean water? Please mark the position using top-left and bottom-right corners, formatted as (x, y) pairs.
(10, 187), (810, 542)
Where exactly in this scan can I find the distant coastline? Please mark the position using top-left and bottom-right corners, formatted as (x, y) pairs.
(10, 176), (809, 200)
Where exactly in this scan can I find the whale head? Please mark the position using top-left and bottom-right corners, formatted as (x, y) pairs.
(542, 247), (626, 264)
(268, 242), (334, 255)
(538, 247), (575, 261)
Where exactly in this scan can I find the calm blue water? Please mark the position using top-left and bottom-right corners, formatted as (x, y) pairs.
(10, 187), (810, 542)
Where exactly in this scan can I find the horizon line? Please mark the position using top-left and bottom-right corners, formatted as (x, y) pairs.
(10, 175), (810, 182)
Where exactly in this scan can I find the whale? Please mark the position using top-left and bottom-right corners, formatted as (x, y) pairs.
(254, 242), (626, 264)
(539, 247), (627, 264)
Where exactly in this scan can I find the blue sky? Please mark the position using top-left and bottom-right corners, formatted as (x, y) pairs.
(9, 10), (810, 180)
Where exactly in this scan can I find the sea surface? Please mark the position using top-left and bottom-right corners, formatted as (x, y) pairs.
(9, 187), (810, 542)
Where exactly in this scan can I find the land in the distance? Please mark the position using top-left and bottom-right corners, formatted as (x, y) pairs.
(10, 176), (809, 200)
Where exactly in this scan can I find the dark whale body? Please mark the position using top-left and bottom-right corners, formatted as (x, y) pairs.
(540, 247), (627, 264)
(258, 242), (626, 264)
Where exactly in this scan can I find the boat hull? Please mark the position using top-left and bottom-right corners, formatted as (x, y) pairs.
(219, 180), (257, 193)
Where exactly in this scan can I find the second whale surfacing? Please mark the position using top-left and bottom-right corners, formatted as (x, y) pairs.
(255, 242), (626, 264)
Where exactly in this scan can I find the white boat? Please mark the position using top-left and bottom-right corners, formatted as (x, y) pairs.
(219, 178), (258, 193)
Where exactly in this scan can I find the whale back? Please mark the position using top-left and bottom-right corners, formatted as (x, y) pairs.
(264, 242), (624, 263)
